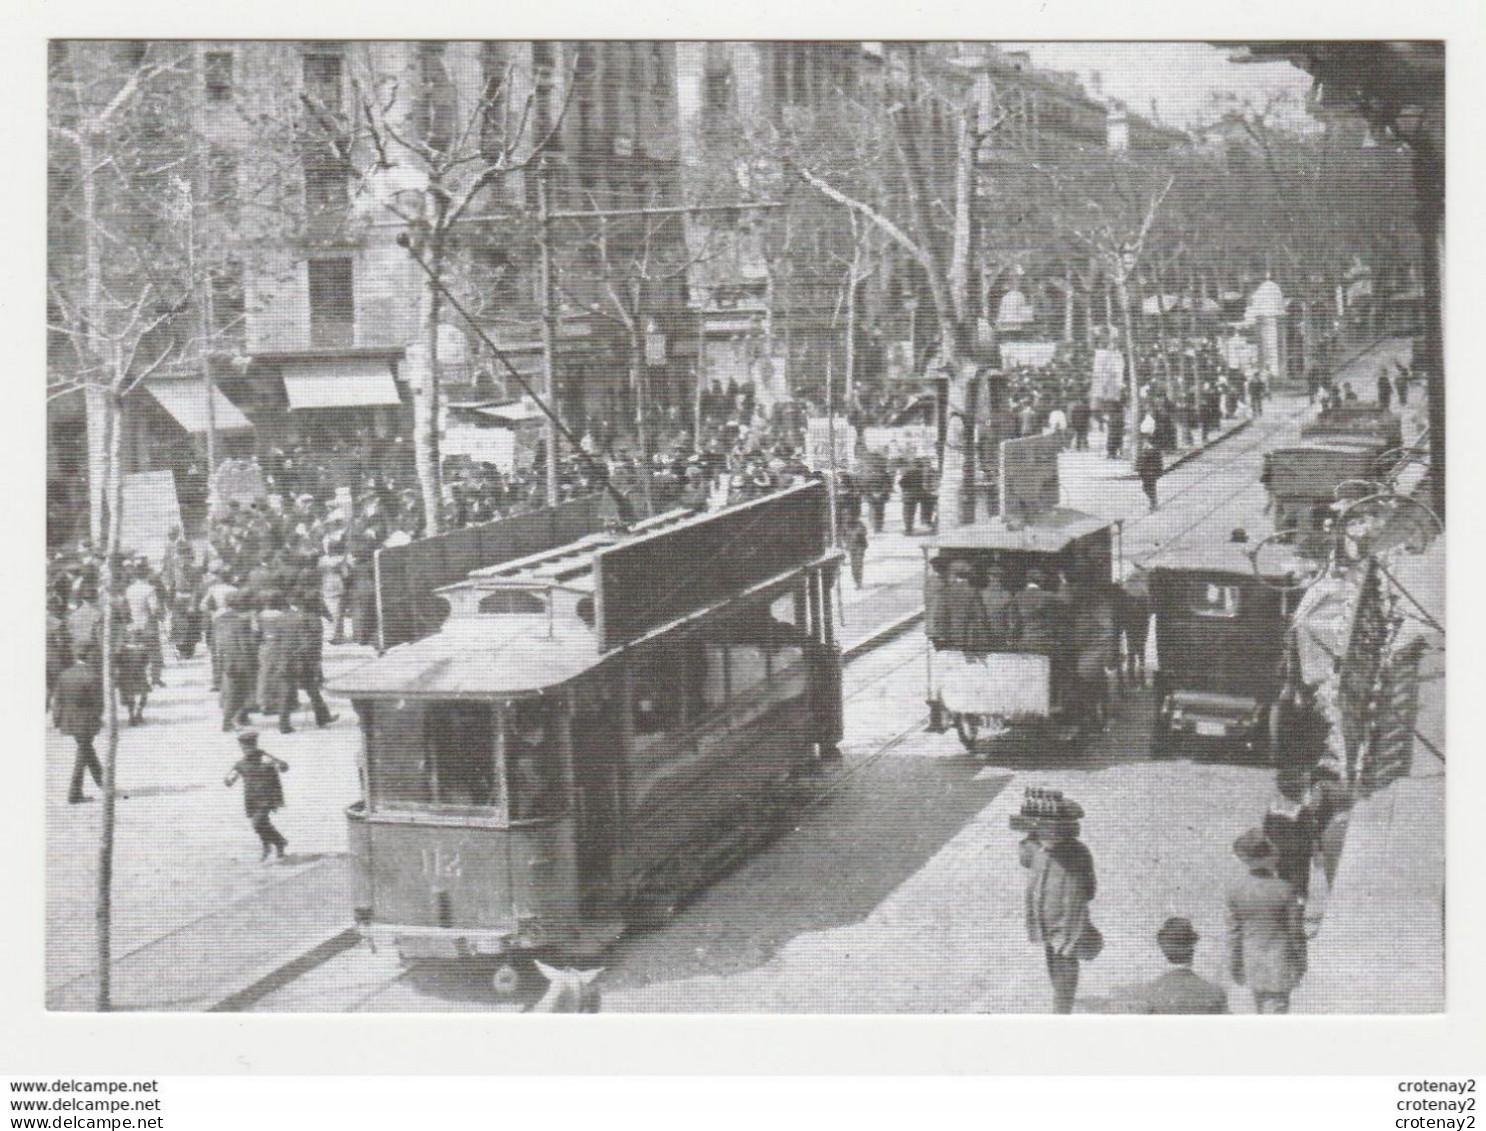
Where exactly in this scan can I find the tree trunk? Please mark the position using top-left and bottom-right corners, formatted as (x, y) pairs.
(1063, 266), (1075, 342)
(77, 117), (107, 544)
(96, 381), (125, 1011)
(410, 246), (444, 538)
(630, 328), (655, 519)
(1117, 271), (1143, 466)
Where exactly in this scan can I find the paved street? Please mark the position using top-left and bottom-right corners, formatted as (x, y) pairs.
(46, 340), (1423, 1012)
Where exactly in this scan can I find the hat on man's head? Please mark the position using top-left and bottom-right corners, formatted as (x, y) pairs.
(1155, 916), (1199, 960)
(236, 729), (261, 747)
(1232, 828), (1276, 864)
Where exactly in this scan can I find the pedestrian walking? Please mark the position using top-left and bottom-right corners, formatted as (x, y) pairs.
(287, 593), (337, 730)
(1117, 917), (1229, 1014)
(1376, 366), (1394, 411)
(1136, 444), (1163, 511)
(1070, 400), (1092, 452)
(1225, 828), (1307, 1013)
(214, 591), (259, 731)
(224, 731), (290, 861)
(124, 563), (165, 687)
(844, 517), (869, 590)
(52, 651), (104, 804)
(1105, 407), (1126, 460)
(255, 591), (296, 734)
(1248, 373), (1267, 417)
(1019, 803), (1099, 1015)
(1393, 360), (1411, 406)
(899, 460), (924, 535)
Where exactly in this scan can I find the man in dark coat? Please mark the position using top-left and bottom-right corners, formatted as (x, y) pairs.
(899, 461), (925, 535)
(1225, 828), (1307, 1013)
(1136, 443), (1163, 511)
(224, 731), (289, 860)
(214, 591), (259, 732)
(1118, 917), (1229, 1014)
(52, 652), (103, 804)
(1021, 821), (1098, 1014)
(1105, 405), (1126, 460)
(1069, 400), (1092, 451)
(255, 591), (296, 733)
(286, 594), (337, 731)
(1376, 366), (1393, 411)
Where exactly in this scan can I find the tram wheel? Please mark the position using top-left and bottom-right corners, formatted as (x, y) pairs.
(491, 962), (523, 996)
(953, 714), (981, 751)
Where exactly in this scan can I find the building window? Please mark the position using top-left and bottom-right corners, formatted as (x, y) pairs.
(208, 145), (238, 222)
(307, 258), (354, 349)
(203, 51), (234, 102)
(302, 51), (343, 113)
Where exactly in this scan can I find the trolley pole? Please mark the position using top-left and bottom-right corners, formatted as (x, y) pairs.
(537, 171), (561, 509)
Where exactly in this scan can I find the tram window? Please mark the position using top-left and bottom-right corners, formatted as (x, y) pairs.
(426, 702), (497, 807)
(506, 698), (560, 820)
(367, 701), (434, 808)
(633, 644), (692, 735)
(772, 645), (805, 675)
(366, 701), (498, 812)
(1192, 582), (1242, 618)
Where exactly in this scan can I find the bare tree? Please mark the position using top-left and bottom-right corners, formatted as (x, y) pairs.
(347, 42), (574, 536)
(551, 198), (721, 516)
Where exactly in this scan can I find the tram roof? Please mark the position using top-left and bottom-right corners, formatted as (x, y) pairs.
(930, 508), (1113, 555)
(327, 615), (604, 699)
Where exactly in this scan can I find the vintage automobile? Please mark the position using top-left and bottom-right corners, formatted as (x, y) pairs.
(1147, 534), (1304, 759)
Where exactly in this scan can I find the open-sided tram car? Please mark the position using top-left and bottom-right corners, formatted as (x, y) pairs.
(1147, 536), (1303, 759)
(330, 484), (843, 977)
(923, 508), (1115, 751)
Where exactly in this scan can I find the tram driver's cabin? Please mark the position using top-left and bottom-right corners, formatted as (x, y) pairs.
(331, 484), (844, 966)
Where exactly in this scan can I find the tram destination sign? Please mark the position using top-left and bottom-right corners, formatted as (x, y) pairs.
(595, 481), (831, 652)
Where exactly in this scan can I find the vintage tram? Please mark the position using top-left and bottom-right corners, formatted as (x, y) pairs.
(922, 507), (1117, 752)
(331, 484), (843, 978)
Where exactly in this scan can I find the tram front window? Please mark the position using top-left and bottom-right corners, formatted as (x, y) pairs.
(366, 700), (497, 812)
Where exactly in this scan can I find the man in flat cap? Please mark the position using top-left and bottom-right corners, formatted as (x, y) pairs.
(224, 731), (290, 861)
(1119, 917), (1229, 1014)
(1225, 828), (1307, 1013)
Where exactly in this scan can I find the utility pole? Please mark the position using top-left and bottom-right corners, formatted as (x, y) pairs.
(188, 43), (218, 517)
(536, 168), (561, 508)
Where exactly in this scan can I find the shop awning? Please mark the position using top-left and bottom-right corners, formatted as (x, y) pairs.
(282, 362), (402, 410)
(144, 380), (253, 433)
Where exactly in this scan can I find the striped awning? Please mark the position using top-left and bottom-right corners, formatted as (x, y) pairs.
(144, 380), (253, 433)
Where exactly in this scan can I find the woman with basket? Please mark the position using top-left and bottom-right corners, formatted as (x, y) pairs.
(1016, 789), (1100, 1014)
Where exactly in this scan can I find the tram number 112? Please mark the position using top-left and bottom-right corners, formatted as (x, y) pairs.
(420, 846), (463, 880)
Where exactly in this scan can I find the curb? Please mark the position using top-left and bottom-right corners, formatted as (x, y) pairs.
(1161, 417), (1254, 477)
(209, 927), (362, 1013)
